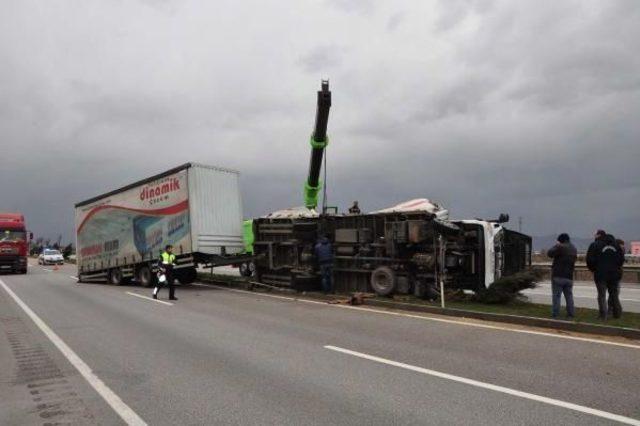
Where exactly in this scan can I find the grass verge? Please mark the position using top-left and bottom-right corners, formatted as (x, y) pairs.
(196, 272), (639, 330)
(388, 295), (640, 330)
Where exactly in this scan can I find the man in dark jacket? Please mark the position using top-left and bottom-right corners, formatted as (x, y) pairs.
(586, 232), (624, 319)
(314, 236), (334, 293)
(547, 233), (577, 318)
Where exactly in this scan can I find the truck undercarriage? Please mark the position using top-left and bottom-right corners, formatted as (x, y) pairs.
(253, 212), (532, 296)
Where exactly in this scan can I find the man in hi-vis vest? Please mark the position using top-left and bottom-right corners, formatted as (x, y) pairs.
(153, 245), (178, 301)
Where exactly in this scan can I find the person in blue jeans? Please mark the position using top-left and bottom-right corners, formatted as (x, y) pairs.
(547, 233), (577, 318)
(314, 236), (334, 294)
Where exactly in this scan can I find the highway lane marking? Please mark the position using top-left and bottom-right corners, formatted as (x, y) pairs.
(325, 345), (640, 426)
(0, 278), (147, 426)
(126, 291), (173, 306)
(525, 291), (640, 303)
(201, 283), (640, 350)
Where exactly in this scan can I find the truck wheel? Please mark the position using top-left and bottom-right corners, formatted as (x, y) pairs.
(177, 267), (197, 284)
(109, 268), (123, 285)
(370, 266), (396, 296)
(239, 262), (255, 277)
(138, 265), (155, 287)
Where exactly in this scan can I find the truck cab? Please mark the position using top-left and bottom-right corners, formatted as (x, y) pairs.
(0, 213), (30, 274)
(455, 220), (532, 290)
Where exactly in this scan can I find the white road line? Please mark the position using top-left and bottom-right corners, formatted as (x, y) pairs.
(0, 278), (147, 426)
(126, 291), (173, 306)
(325, 345), (640, 426)
(70, 276), (78, 280)
(202, 283), (640, 350)
(42, 268), (53, 272)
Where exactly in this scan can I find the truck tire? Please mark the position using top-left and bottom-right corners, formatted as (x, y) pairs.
(177, 267), (197, 284)
(109, 268), (123, 285)
(239, 261), (255, 277)
(138, 265), (155, 288)
(370, 266), (396, 296)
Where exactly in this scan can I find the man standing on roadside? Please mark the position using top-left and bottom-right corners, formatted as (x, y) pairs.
(547, 233), (577, 319)
(587, 232), (624, 319)
(314, 235), (334, 294)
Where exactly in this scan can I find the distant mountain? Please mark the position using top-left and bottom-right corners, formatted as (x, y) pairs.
(532, 235), (594, 252)
(532, 235), (639, 253)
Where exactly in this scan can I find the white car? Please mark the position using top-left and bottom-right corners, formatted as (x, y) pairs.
(38, 249), (65, 265)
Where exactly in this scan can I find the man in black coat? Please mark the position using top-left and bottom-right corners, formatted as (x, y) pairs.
(547, 233), (577, 318)
(586, 231), (625, 319)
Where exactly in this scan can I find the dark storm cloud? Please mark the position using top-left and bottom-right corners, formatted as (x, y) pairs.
(298, 45), (348, 73)
(1, 0), (639, 245)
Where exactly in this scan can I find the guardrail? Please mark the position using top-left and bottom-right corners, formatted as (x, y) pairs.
(532, 264), (640, 283)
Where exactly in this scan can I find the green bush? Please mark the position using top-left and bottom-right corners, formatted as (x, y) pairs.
(473, 271), (539, 304)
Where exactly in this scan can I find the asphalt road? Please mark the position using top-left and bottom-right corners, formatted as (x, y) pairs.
(524, 281), (640, 313)
(1, 262), (639, 425)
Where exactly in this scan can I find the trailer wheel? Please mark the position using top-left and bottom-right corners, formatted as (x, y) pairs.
(370, 266), (396, 296)
(109, 268), (123, 285)
(138, 265), (155, 287)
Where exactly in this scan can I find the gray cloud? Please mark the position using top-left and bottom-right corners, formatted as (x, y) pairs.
(1, 0), (639, 245)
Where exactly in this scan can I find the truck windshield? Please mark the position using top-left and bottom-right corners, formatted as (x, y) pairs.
(0, 229), (26, 243)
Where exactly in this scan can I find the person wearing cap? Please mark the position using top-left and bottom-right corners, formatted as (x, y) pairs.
(153, 244), (178, 301)
(547, 233), (577, 318)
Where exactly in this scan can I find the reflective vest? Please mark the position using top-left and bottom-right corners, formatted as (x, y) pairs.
(160, 252), (176, 265)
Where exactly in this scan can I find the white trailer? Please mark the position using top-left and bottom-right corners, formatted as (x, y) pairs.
(75, 163), (246, 286)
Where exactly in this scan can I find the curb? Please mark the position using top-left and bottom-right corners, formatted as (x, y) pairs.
(197, 277), (640, 341)
(364, 298), (640, 340)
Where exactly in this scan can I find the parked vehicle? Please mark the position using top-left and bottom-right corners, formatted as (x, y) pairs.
(0, 213), (31, 274)
(74, 163), (250, 286)
(38, 249), (65, 265)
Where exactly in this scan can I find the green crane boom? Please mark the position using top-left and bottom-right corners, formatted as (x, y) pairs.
(304, 80), (332, 210)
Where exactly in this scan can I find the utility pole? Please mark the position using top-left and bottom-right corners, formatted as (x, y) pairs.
(518, 216), (523, 233)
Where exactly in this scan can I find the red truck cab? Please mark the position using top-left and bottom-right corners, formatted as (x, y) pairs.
(0, 213), (30, 274)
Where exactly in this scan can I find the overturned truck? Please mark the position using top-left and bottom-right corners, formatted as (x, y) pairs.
(251, 80), (531, 296)
(252, 208), (531, 296)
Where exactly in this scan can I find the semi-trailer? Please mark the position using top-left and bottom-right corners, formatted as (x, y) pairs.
(0, 213), (31, 274)
(74, 163), (248, 286)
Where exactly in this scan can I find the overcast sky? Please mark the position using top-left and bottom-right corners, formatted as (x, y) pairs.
(1, 0), (639, 244)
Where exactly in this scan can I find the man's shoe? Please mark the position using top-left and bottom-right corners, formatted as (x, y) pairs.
(169, 297), (178, 301)
(152, 294), (157, 300)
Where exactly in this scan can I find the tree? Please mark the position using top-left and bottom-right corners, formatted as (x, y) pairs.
(62, 243), (73, 259)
